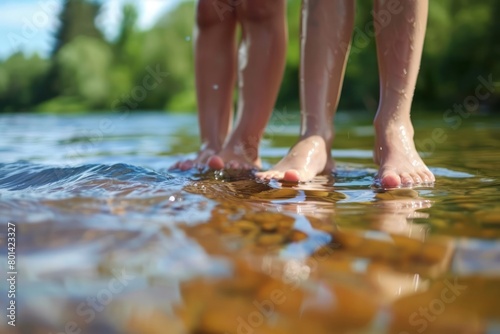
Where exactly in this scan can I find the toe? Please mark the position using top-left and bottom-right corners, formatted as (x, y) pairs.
(208, 156), (225, 170)
(400, 172), (413, 187)
(180, 160), (194, 171)
(264, 172), (275, 180)
(283, 169), (301, 182)
(169, 161), (181, 170)
(242, 163), (255, 170)
(227, 161), (239, 169)
(255, 171), (269, 180)
(416, 169), (434, 185)
(256, 172), (268, 180)
(379, 169), (402, 189)
(417, 171), (430, 184)
(411, 173), (422, 185)
(265, 172), (280, 180)
(424, 170), (435, 183)
(273, 172), (284, 180)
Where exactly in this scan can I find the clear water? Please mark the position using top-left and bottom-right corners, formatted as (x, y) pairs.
(1, 112), (500, 333)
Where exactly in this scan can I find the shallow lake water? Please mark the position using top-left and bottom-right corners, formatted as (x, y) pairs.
(1, 111), (500, 334)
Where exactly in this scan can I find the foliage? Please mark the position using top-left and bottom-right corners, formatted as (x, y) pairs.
(0, 53), (50, 112)
(52, 0), (104, 56)
(0, 0), (498, 113)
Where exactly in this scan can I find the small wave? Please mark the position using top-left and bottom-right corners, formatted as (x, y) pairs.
(0, 161), (180, 199)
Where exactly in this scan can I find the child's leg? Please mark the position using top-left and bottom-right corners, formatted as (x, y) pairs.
(207, 0), (287, 170)
(173, 0), (237, 170)
(373, 0), (435, 188)
(256, 0), (355, 181)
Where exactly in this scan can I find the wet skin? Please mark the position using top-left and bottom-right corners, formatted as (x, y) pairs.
(173, 0), (434, 189)
(172, 0), (287, 172)
(258, 0), (434, 188)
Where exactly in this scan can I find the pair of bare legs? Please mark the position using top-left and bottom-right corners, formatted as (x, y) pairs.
(258, 0), (435, 188)
(172, 0), (287, 171)
(175, 0), (435, 189)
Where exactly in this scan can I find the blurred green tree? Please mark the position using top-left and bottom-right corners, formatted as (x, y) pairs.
(52, 0), (104, 56)
(38, 36), (113, 112)
(115, 3), (139, 57)
(0, 53), (50, 112)
(36, 0), (105, 110)
(0, 0), (498, 113)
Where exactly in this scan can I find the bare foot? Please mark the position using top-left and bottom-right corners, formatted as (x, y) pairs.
(170, 146), (218, 171)
(255, 135), (333, 182)
(207, 138), (261, 170)
(374, 120), (435, 189)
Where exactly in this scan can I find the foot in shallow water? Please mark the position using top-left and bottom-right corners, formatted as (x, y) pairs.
(207, 137), (262, 170)
(255, 135), (333, 182)
(374, 120), (435, 189)
(170, 146), (217, 171)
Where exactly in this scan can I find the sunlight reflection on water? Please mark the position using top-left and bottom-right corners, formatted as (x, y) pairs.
(1, 112), (500, 333)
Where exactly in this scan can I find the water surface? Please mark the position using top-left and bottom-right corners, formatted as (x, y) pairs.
(1, 112), (500, 334)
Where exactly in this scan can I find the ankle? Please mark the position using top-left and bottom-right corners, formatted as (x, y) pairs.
(374, 114), (413, 133)
(301, 128), (333, 146)
(200, 141), (221, 152)
(224, 137), (261, 161)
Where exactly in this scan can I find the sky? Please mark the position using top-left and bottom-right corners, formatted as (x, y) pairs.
(0, 0), (183, 59)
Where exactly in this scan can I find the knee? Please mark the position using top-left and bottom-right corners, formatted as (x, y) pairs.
(196, 0), (233, 28)
(238, 0), (285, 23)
